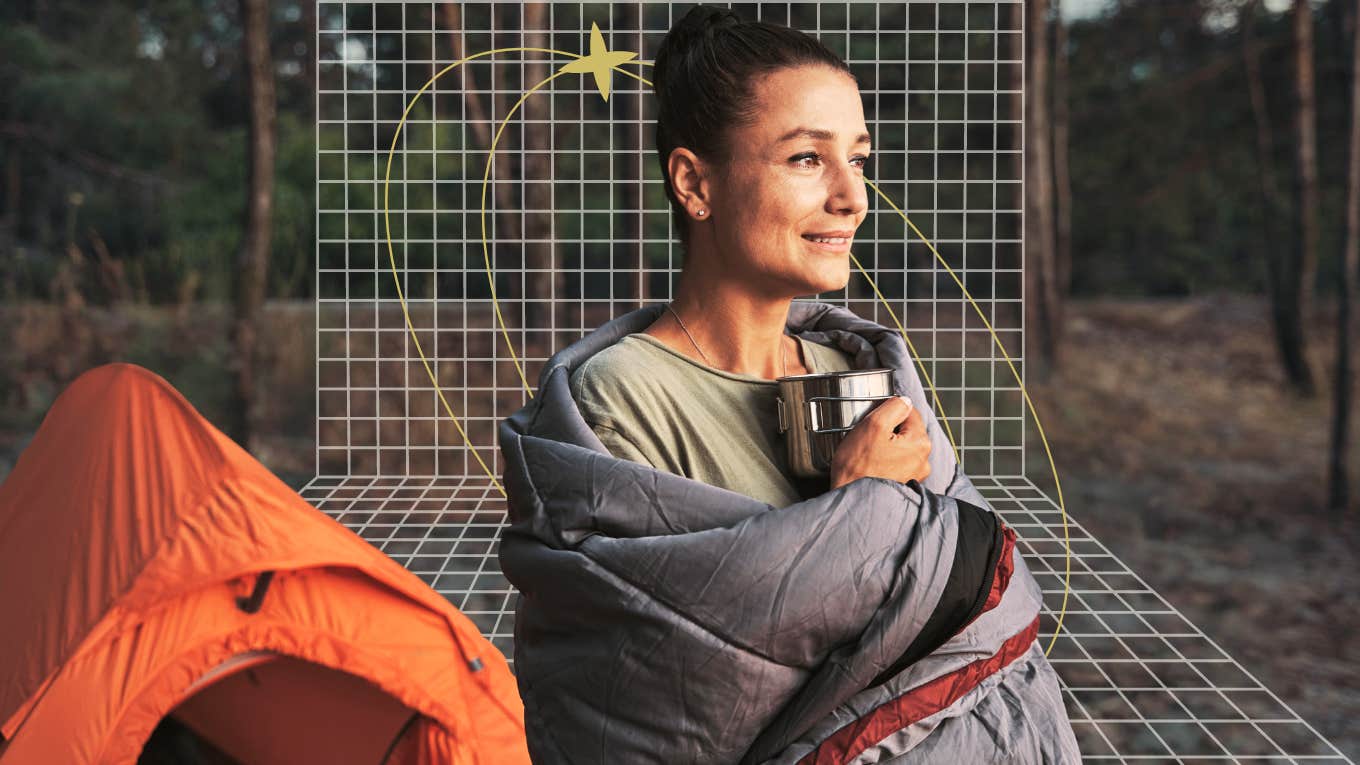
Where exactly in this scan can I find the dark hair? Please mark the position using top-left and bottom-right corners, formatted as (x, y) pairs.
(653, 5), (857, 249)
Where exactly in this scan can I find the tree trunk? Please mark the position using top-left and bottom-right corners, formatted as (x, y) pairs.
(490, 4), (522, 315)
(1289, 0), (1319, 395)
(442, 4), (494, 148)
(441, 3), (521, 310)
(1009, 4), (1023, 201)
(1, 146), (17, 298)
(1006, 2), (1025, 343)
(522, 3), (560, 331)
(610, 2), (645, 309)
(1242, 0), (1297, 393)
(230, 0), (276, 451)
(303, 0), (316, 98)
(2, 147), (17, 237)
(1330, 0), (1360, 512)
(1024, 0), (1059, 378)
(1052, 0), (1072, 346)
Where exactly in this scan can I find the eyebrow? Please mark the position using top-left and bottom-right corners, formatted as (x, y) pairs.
(777, 127), (872, 146)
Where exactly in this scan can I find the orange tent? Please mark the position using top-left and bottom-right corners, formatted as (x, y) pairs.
(0, 363), (529, 764)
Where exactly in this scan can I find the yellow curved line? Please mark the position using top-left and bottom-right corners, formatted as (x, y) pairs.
(380, 46), (1069, 655)
(477, 67), (591, 397)
(381, 46), (581, 498)
(481, 64), (657, 397)
(842, 251), (963, 467)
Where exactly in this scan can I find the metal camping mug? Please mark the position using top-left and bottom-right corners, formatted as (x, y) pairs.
(775, 368), (897, 478)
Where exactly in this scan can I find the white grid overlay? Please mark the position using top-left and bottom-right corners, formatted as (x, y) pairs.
(303, 3), (1351, 761)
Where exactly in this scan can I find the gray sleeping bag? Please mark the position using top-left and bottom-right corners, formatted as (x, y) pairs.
(497, 301), (1081, 764)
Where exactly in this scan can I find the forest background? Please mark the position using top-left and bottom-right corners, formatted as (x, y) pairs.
(0, 0), (1357, 759)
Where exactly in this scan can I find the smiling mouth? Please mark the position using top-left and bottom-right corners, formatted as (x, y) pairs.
(802, 234), (852, 251)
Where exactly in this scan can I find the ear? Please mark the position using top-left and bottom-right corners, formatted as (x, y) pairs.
(667, 147), (714, 218)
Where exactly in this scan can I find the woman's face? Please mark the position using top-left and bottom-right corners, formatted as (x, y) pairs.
(705, 65), (871, 297)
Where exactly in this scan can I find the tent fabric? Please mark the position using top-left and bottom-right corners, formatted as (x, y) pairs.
(497, 301), (1081, 763)
(0, 362), (529, 764)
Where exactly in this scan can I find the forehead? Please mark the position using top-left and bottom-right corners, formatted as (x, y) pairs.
(746, 66), (870, 145)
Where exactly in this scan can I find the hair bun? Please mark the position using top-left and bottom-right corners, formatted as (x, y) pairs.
(676, 5), (741, 39)
(656, 5), (742, 84)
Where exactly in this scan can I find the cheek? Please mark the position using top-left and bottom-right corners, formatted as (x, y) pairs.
(755, 184), (813, 232)
(728, 176), (817, 259)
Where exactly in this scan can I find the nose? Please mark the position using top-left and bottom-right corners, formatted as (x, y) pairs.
(825, 160), (868, 219)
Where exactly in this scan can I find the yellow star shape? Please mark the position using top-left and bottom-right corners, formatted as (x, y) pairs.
(558, 21), (638, 102)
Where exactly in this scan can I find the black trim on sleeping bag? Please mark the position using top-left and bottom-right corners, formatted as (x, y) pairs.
(867, 494), (1004, 688)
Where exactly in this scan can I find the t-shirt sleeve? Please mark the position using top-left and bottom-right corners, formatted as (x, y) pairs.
(589, 423), (655, 467)
(568, 357), (658, 468)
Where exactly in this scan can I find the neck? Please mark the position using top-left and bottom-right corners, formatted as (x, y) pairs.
(664, 267), (793, 379)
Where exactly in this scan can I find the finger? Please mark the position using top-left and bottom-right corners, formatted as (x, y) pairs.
(874, 396), (912, 431)
(877, 395), (911, 414)
(872, 395), (910, 422)
(901, 407), (926, 437)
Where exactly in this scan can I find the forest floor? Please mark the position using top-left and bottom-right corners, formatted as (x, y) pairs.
(1025, 294), (1359, 761)
(0, 294), (1356, 759)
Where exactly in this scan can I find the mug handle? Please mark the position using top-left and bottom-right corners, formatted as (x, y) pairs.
(805, 395), (895, 434)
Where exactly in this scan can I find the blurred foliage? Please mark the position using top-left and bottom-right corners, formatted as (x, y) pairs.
(0, 0), (314, 303)
(1066, 0), (1353, 296)
(0, 0), (1356, 302)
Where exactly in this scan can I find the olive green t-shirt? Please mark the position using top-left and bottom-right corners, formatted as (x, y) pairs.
(568, 332), (857, 507)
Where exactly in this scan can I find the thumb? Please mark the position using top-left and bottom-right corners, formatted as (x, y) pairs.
(874, 395), (913, 422)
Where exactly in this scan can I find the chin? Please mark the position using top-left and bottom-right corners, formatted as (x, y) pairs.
(800, 279), (850, 299)
(812, 265), (852, 294)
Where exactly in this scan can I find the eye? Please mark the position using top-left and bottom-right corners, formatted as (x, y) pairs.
(792, 152), (873, 171)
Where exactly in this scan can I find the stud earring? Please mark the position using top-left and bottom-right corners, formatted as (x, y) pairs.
(697, 209), (707, 217)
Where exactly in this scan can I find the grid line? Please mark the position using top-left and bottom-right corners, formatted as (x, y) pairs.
(306, 3), (1352, 762)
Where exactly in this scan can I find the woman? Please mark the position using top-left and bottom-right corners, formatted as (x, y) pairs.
(497, 6), (1080, 763)
(568, 5), (930, 509)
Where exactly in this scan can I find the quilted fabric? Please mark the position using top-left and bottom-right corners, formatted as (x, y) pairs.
(497, 301), (1080, 764)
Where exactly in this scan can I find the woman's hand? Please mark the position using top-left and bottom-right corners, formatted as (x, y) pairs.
(828, 396), (932, 490)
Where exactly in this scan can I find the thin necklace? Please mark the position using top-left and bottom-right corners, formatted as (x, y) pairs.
(666, 303), (788, 377)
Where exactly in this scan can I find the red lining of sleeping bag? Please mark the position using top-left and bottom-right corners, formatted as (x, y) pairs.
(972, 524), (1018, 627)
(798, 617), (1039, 765)
(797, 525), (1029, 765)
